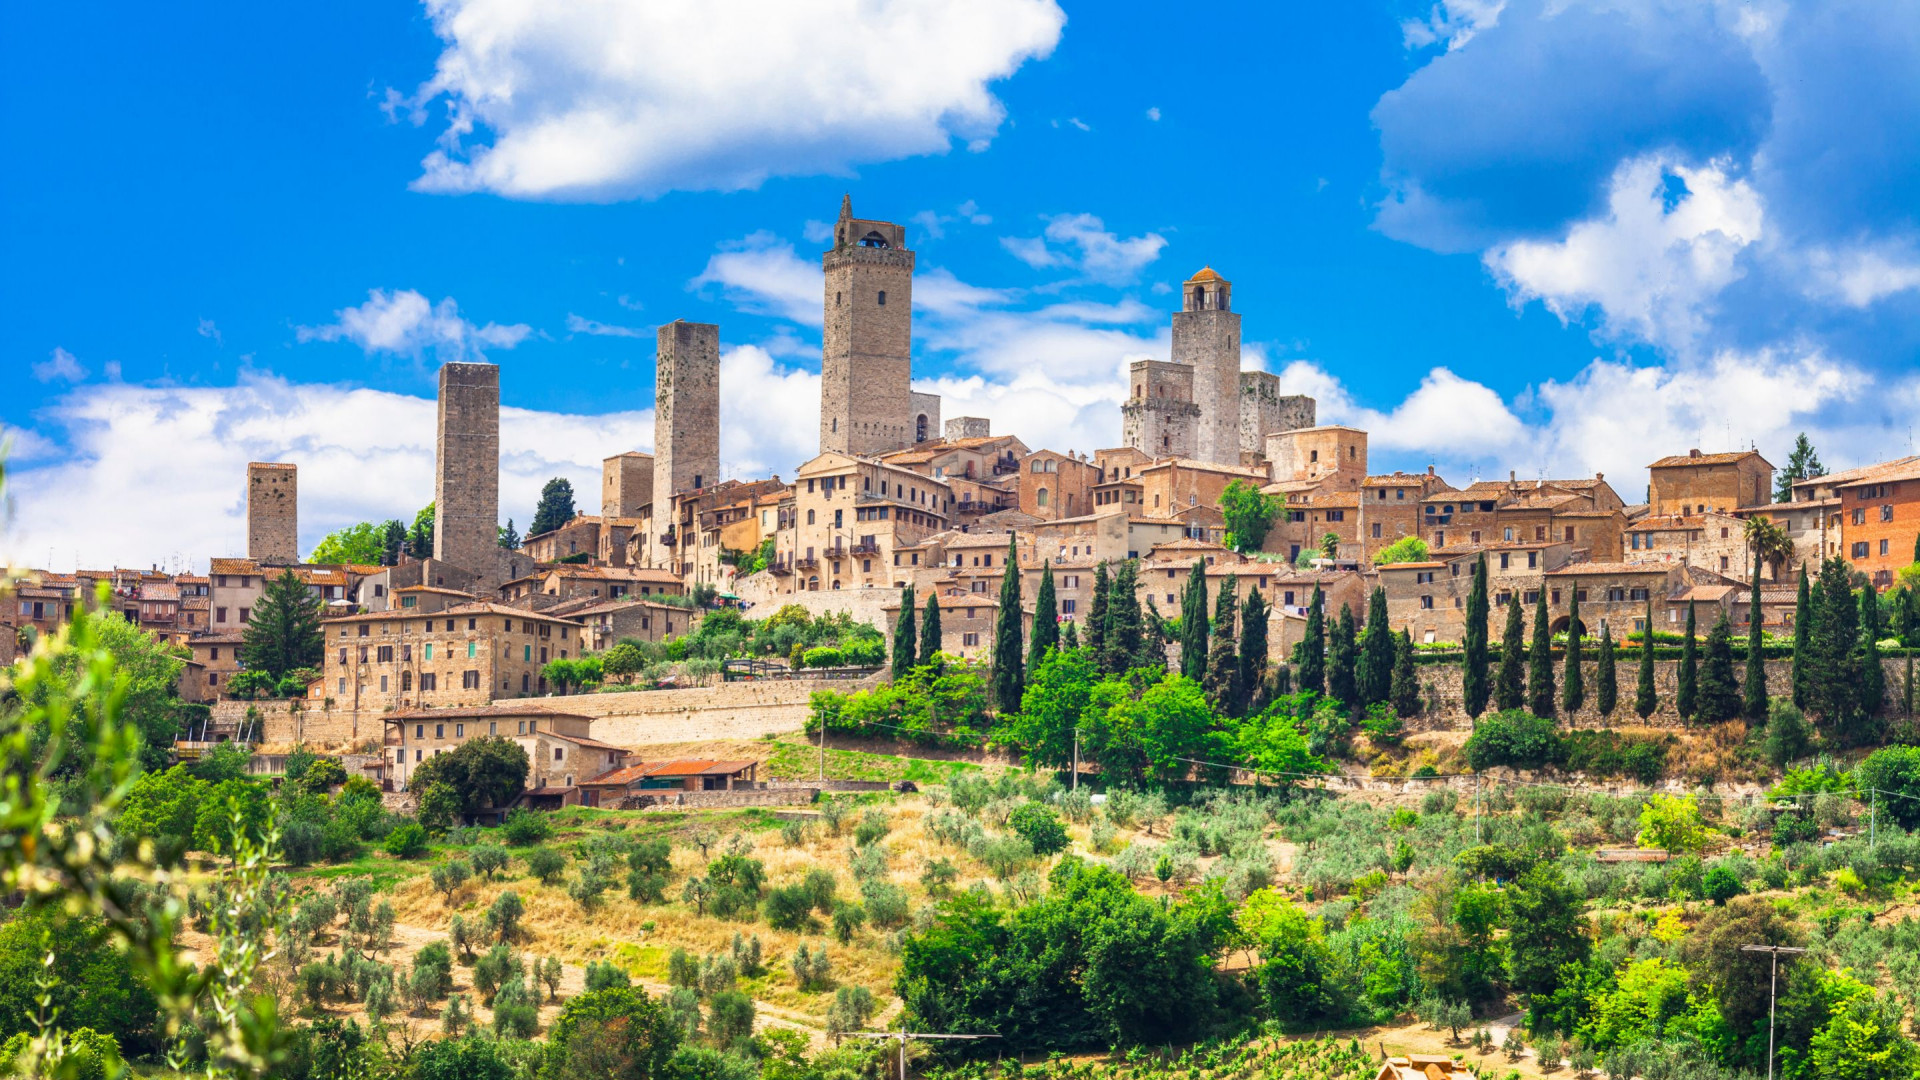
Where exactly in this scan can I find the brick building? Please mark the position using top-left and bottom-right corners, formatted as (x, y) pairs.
(1647, 449), (1774, 517)
(1016, 449), (1099, 521)
(1833, 459), (1920, 587)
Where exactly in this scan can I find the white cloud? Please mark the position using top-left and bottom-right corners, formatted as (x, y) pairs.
(1146, 107), (1161, 121)
(1805, 243), (1920, 308)
(32, 347), (86, 383)
(1401, 0), (1506, 51)
(718, 345), (820, 480)
(1000, 213), (1167, 284)
(1485, 155), (1763, 354)
(690, 233), (822, 326)
(957, 200), (992, 226)
(404, 0), (1066, 200)
(197, 318), (223, 346)
(296, 289), (532, 360)
(565, 313), (649, 338)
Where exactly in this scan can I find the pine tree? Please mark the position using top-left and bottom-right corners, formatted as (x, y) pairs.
(1808, 557), (1861, 736)
(1791, 566), (1814, 709)
(1595, 624), (1617, 717)
(1328, 603), (1358, 707)
(991, 536), (1026, 713)
(1528, 589), (1555, 717)
(1239, 587), (1269, 716)
(1204, 576), (1240, 716)
(1743, 551), (1768, 719)
(529, 478), (578, 537)
(1103, 561), (1143, 675)
(1775, 433), (1825, 502)
(1462, 553), (1491, 717)
(1086, 562), (1110, 665)
(1297, 587), (1326, 693)
(1676, 600), (1699, 721)
(1561, 587), (1584, 716)
(918, 592), (942, 667)
(240, 568), (325, 680)
(1358, 586), (1394, 707)
(1062, 620), (1080, 649)
(892, 586), (917, 679)
(408, 502), (436, 559)
(1860, 585), (1886, 722)
(498, 518), (521, 551)
(381, 519), (407, 566)
(1390, 629), (1419, 718)
(1698, 610), (1741, 723)
(1029, 563), (1058, 670)
(1179, 560), (1209, 681)
(1635, 594), (1657, 718)
(1497, 595), (1526, 712)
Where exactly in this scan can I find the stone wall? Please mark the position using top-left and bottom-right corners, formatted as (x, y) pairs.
(613, 787), (817, 810)
(729, 577), (899, 632)
(246, 462), (298, 565)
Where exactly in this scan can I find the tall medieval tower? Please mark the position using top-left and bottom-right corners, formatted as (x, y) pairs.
(819, 196), (914, 456)
(433, 362), (500, 574)
(246, 462), (298, 565)
(653, 320), (721, 504)
(1173, 267), (1242, 466)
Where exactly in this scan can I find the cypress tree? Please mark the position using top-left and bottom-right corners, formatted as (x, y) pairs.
(1239, 587), (1269, 716)
(1462, 553), (1491, 717)
(1297, 587), (1326, 693)
(1103, 561), (1143, 675)
(1699, 609), (1741, 723)
(1561, 587), (1584, 717)
(1390, 629), (1420, 718)
(1029, 564), (1057, 670)
(1086, 562), (1110, 665)
(1635, 594), (1657, 718)
(1743, 552), (1768, 719)
(240, 568), (325, 679)
(1204, 576), (1241, 715)
(1497, 595), (1526, 711)
(1358, 586), (1394, 707)
(1860, 585), (1886, 722)
(1595, 624), (1617, 717)
(991, 535), (1025, 713)
(1808, 557), (1860, 735)
(1328, 603), (1358, 706)
(1791, 566), (1813, 709)
(1677, 600), (1699, 721)
(1179, 560), (1209, 681)
(918, 592), (942, 667)
(892, 585), (917, 679)
(1062, 620), (1080, 649)
(1140, 596), (1170, 671)
(1528, 589), (1555, 717)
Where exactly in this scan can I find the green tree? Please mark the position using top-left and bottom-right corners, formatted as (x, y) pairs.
(1527, 589), (1554, 717)
(530, 477), (578, 538)
(1327, 603), (1357, 707)
(1101, 560), (1143, 676)
(1636, 594), (1658, 718)
(1745, 552), (1769, 719)
(1390, 630), (1419, 718)
(1085, 562), (1110, 662)
(1637, 794), (1710, 852)
(1792, 566), (1814, 709)
(1506, 863), (1591, 1034)
(1594, 624), (1617, 717)
(1029, 563), (1058, 669)
(1178, 560), (1209, 681)
(1203, 576), (1240, 716)
(410, 737), (531, 816)
(498, 519), (521, 551)
(1698, 609), (1741, 723)
(1007, 804), (1069, 855)
(308, 521), (385, 565)
(1776, 432), (1825, 502)
(1219, 479), (1280, 554)
(1809, 556), (1863, 738)
(918, 592), (942, 666)
(1561, 587), (1584, 715)
(992, 536), (1026, 713)
(408, 502), (437, 558)
(541, 986), (681, 1080)
(1009, 647), (1096, 770)
(1463, 553), (1491, 718)
(1497, 595), (1526, 712)
(1357, 586), (1393, 708)
(1859, 584), (1886, 721)
(412, 1034), (519, 1080)
(1296, 586), (1325, 693)
(1239, 586), (1270, 714)
(380, 519), (407, 566)
(1371, 535), (1430, 565)
(0, 911), (162, 1056)
(891, 585), (917, 679)
(1855, 746), (1920, 829)
(239, 569), (325, 681)
(1806, 990), (1920, 1080)
(1676, 600), (1699, 721)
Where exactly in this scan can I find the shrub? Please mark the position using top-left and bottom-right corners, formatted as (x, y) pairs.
(584, 960), (630, 992)
(383, 822), (429, 859)
(852, 809), (891, 847)
(1703, 865), (1744, 905)
(1007, 803), (1070, 856)
(764, 884), (818, 932)
(860, 880), (910, 929)
(500, 808), (552, 846)
(470, 844), (508, 880)
(801, 647), (844, 669)
(524, 847), (568, 885)
(1463, 711), (1561, 771)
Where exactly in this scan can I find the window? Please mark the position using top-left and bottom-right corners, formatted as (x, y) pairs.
(401, 671), (412, 691)
(1371, 523), (1382, 538)
(421, 673), (438, 691)
(425, 643), (433, 660)
(1853, 541), (1870, 558)
(464, 670), (482, 690)
(377, 645), (394, 662)
(216, 606), (228, 622)
(1415, 571), (1435, 584)
(1551, 590), (1561, 605)
(1852, 507), (1867, 525)
(554, 747), (565, 761)
(1630, 588), (1649, 601)
(1326, 510), (1344, 522)
(1502, 527), (1514, 542)
(1061, 599), (1077, 615)
(468, 641), (477, 658)
(961, 632), (980, 647)
(455, 723), (464, 738)
(877, 290), (887, 306)
(524, 645), (532, 662)
(1566, 527), (1575, 542)
(1882, 504), (1896, 522)
(1720, 556), (1730, 570)
(1881, 539), (1891, 556)
(1528, 552), (1538, 569)
(238, 607), (250, 623)
(1499, 553), (1510, 570)
(1420, 595), (1434, 609)
(337, 647), (346, 664)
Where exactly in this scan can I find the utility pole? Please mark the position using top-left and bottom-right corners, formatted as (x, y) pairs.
(1474, 775), (1482, 844)
(1071, 727), (1080, 792)
(1740, 944), (1807, 1080)
(819, 708), (827, 782)
(846, 1032), (999, 1080)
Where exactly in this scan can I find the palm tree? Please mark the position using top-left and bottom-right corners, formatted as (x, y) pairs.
(1743, 515), (1794, 582)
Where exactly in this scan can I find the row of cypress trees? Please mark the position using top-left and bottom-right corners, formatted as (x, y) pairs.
(1291, 585), (1423, 718)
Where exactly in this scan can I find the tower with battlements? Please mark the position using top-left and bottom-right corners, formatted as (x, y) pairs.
(246, 462), (298, 564)
(820, 196), (918, 456)
(1174, 267), (1242, 465)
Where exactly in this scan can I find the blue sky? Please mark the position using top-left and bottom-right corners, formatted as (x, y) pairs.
(6, 0), (1920, 570)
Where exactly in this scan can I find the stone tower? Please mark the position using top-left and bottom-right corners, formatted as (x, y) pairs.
(246, 462), (298, 565)
(433, 362), (500, 575)
(1238, 371), (1317, 461)
(1121, 360), (1201, 459)
(1172, 267), (1242, 465)
(820, 196), (914, 456)
(653, 320), (720, 506)
(602, 451), (654, 519)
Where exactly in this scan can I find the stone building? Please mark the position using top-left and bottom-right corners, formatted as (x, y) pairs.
(945, 417), (991, 441)
(1121, 360), (1201, 459)
(572, 598), (703, 650)
(381, 704), (628, 799)
(320, 602), (585, 712)
(1017, 449), (1099, 521)
(819, 197), (937, 456)
(500, 565), (685, 606)
(522, 515), (604, 564)
(1174, 268), (1242, 465)
(1624, 511), (1754, 578)
(353, 558), (481, 612)
(1135, 458), (1269, 519)
(654, 320), (720, 512)
(185, 631), (245, 702)
(246, 462), (299, 565)
(789, 451), (952, 593)
(433, 362), (502, 580)
(879, 587), (1016, 664)
(1418, 475), (1625, 558)
(1237, 371), (1315, 463)
(1647, 449), (1774, 517)
(209, 559), (349, 632)
(602, 451), (654, 519)
(1358, 469), (1453, 559)
(1267, 425), (1369, 490)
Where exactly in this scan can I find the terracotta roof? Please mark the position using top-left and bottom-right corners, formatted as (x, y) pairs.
(208, 558), (261, 575)
(1186, 266), (1225, 283)
(1545, 562), (1669, 576)
(139, 583), (180, 601)
(325, 601), (583, 625)
(1626, 515), (1711, 532)
(536, 730), (630, 752)
(1675, 584), (1737, 602)
(190, 632), (246, 645)
(1648, 450), (1769, 468)
(1834, 459), (1920, 487)
(395, 585), (478, 596)
(582, 759), (757, 786)
(1375, 561), (1446, 570)
(1792, 456), (1920, 490)
(384, 704), (593, 723)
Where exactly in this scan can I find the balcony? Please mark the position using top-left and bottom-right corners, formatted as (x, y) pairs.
(769, 559), (793, 576)
(794, 556), (819, 571)
(850, 539), (881, 555)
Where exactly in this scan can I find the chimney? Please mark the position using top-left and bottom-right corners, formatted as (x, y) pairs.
(1689, 448), (1701, 458)
(1596, 472), (1604, 481)
(1509, 470), (1517, 485)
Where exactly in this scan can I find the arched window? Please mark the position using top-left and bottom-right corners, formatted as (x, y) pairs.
(1037, 488), (1050, 507)
(807, 509), (816, 525)
(916, 414), (929, 442)
(859, 231), (889, 248)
